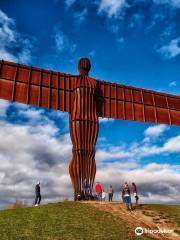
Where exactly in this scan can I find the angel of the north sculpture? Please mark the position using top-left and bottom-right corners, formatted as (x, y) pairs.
(0, 58), (179, 199)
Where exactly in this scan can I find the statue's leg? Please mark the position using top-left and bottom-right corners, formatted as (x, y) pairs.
(69, 150), (82, 200)
(69, 119), (98, 199)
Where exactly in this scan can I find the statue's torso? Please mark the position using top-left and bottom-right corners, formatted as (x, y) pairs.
(71, 76), (98, 121)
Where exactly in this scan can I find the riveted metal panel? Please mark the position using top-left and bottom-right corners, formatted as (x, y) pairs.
(97, 79), (180, 126)
(15, 82), (28, 103)
(0, 79), (13, 100)
(0, 60), (73, 113)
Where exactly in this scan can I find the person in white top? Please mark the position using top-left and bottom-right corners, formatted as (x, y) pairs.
(102, 190), (106, 201)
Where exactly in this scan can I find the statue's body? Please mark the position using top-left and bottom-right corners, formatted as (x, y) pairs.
(0, 58), (179, 200)
(69, 59), (98, 198)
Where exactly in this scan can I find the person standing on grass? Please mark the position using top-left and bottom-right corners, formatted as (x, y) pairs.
(122, 182), (132, 211)
(34, 182), (41, 206)
(95, 182), (102, 201)
(82, 178), (90, 199)
(102, 189), (106, 201)
(131, 182), (139, 205)
(108, 185), (114, 202)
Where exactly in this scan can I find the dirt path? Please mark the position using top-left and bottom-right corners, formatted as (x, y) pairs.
(83, 202), (180, 240)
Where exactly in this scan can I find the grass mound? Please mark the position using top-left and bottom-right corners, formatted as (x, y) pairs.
(142, 204), (180, 235)
(0, 201), (152, 240)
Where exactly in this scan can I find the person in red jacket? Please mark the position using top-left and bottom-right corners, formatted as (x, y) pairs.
(95, 182), (103, 201)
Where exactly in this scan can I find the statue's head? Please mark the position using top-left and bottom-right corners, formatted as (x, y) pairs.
(78, 58), (91, 76)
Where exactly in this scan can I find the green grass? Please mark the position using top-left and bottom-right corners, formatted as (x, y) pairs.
(0, 202), (152, 240)
(141, 204), (180, 234)
(143, 204), (180, 226)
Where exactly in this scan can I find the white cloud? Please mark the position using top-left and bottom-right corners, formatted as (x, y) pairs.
(0, 101), (72, 207)
(64, 0), (180, 25)
(0, 116), (179, 206)
(54, 28), (76, 53)
(153, 0), (180, 8)
(158, 37), (180, 59)
(0, 118), (72, 207)
(73, 8), (87, 23)
(64, 1), (87, 24)
(96, 147), (132, 162)
(138, 134), (180, 156)
(0, 100), (10, 117)
(88, 50), (95, 58)
(96, 162), (180, 203)
(163, 135), (180, 152)
(98, 0), (128, 18)
(0, 48), (17, 62)
(96, 129), (180, 163)
(168, 81), (177, 87)
(99, 117), (114, 123)
(0, 9), (34, 63)
(19, 108), (45, 121)
(0, 100), (179, 207)
(117, 37), (124, 44)
(144, 124), (169, 138)
(65, 0), (76, 7)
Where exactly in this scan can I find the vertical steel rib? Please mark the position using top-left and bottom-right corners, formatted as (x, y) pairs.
(38, 70), (43, 107)
(131, 89), (135, 121)
(48, 71), (52, 109)
(115, 84), (118, 119)
(12, 65), (19, 101)
(57, 72), (60, 110)
(123, 87), (125, 120)
(152, 93), (157, 123)
(26, 67), (32, 105)
(166, 96), (172, 125)
(141, 90), (145, 122)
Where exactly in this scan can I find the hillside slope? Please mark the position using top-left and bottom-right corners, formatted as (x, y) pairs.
(87, 202), (180, 240)
(0, 202), (179, 240)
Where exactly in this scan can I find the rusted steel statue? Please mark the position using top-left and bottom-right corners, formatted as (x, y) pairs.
(0, 58), (180, 199)
(69, 59), (98, 198)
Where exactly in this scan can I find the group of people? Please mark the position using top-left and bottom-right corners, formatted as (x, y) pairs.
(122, 182), (139, 210)
(81, 179), (139, 210)
(94, 182), (114, 202)
(94, 182), (138, 206)
(34, 179), (139, 211)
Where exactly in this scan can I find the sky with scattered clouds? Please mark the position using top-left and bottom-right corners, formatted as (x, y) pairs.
(0, 0), (179, 207)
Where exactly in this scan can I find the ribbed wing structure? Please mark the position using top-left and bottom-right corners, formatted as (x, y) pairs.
(97, 80), (180, 126)
(0, 60), (76, 113)
(1, 60), (179, 126)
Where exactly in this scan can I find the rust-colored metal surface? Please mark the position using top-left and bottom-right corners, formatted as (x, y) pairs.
(69, 59), (98, 199)
(0, 60), (75, 113)
(97, 80), (180, 125)
(0, 58), (180, 199)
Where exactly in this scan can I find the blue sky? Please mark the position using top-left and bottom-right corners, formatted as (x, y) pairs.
(0, 0), (180, 206)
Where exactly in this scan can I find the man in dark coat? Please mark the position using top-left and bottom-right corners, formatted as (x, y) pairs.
(82, 178), (90, 200)
(34, 182), (41, 206)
